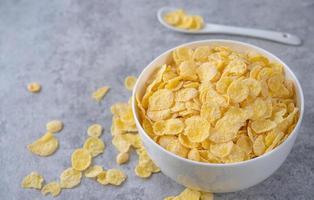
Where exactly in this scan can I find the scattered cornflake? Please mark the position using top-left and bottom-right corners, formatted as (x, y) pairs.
(84, 165), (103, 178)
(41, 182), (61, 197)
(116, 152), (130, 165)
(164, 188), (214, 200)
(106, 169), (127, 186)
(96, 171), (108, 185)
(27, 82), (41, 93)
(46, 120), (63, 133)
(92, 86), (109, 102)
(124, 76), (137, 91)
(71, 148), (92, 171)
(21, 172), (44, 189)
(83, 137), (105, 157)
(27, 132), (59, 156)
(87, 123), (103, 137)
(60, 168), (82, 189)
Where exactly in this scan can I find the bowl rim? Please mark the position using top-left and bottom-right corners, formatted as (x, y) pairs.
(132, 39), (304, 167)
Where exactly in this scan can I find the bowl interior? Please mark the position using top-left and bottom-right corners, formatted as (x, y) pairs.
(133, 39), (304, 165)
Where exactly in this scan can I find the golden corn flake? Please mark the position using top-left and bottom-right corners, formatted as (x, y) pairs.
(135, 163), (152, 178)
(184, 116), (210, 143)
(41, 182), (61, 197)
(112, 134), (131, 153)
(253, 135), (266, 156)
(187, 148), (201, 161)
(149, 89), (174, 110)
(27, 82), (41, 93)
(87, 123), (103, 137)
(137, 45), (299, 164)
(84, 165), (103, 178)
(167, 188), (201, 200)
(164, 9), (204, 30)
(166, 139), (189, 158)
(227, 79), (249, 103)
(96, 171), (108, 185)
(116, 152), (130, 165)
(223, 144), (246, 163)
(83, 137), (105, 157)
(92, 86), (109, 102)
(124, 76), (137, 91)
(71, 148), (92, 171)
(21, 172), (44, 189)
(197, 62), (218, 82)
(251, 119), (277, 134)
(135, 147), (160, 178)
(46, 120), (63, 133)
(106, 169), (127, 186)
(27, 132), (59, 156)
(210, 141), (234, 158)
(60, 168), (82, 189)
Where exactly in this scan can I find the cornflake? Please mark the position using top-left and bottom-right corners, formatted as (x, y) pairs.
(71, 148), (92, 171)
(83, 137), (105, 157)
(60, 168), (82, 189)
(21, 172), (44, 189)
(106, 169), (127, 186)
(46, 120), (63, 133)
(84, 165), (103, 178)
(87, 124), (103, 137)
(27, 132), (59, 156)
(27, 82), (41, 93)
(164, 188), (214, 200)
(137, 45), (299, 163)
(124, 76), (137, 91)
(41, 182), (61, 197)
(92, 86), (109, 102)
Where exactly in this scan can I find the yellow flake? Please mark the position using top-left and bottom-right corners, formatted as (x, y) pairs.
(21, 172), (44, 189)
(96, 171), (108, 185)
(60, 168), (82, 189)
(27, 132), (59, 156)
(83, 137), (105, 157)
(41, 182), (61, 197)
(87, 123), (103, 137)
(27, 82), (41, 93)
(251, 119), (277, 134)
(148, 89), (174, 110)
(124, 76), (137, 91)
(210, 141), (234, 158)
(92, 86), (109, 102)
(84, 165), (103, 178)
(106, 169), (127, 186)
(46, 120), (63, 133)
(197, 62), (218, 82)
(116, 152), (130, 165)
(71, 148), (92, 171)
(184, 116), (210, 143)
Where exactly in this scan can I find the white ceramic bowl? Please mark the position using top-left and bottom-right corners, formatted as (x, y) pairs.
(132, 40), (304, 193)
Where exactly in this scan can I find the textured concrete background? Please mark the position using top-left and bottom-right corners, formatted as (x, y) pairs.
(0, 0), (313, 199)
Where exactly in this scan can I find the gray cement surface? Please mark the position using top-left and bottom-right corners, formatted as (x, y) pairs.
(0, 0), (313, 199)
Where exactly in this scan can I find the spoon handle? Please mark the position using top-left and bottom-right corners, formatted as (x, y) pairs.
(203, 23), (301, 45)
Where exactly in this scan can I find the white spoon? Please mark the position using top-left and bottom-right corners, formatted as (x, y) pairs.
(157, 7), (301, 46)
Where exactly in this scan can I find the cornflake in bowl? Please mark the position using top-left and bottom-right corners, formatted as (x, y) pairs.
(132, 40), (304, 193)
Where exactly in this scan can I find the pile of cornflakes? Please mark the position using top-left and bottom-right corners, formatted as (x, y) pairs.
(110, 76), (161, 178)
(164, 9), (204, 30)
(136, 46), (299, 164)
